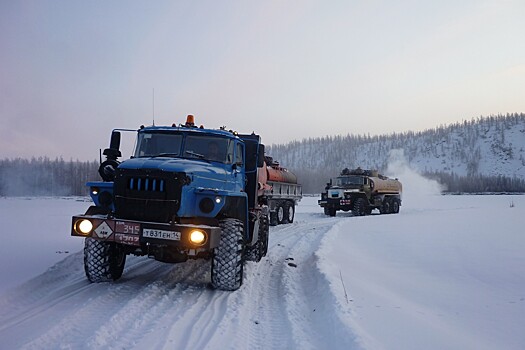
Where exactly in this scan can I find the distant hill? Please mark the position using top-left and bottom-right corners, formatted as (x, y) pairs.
(267, 113), (525, 193)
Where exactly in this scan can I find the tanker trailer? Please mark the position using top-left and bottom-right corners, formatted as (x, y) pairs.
(318, 167), (402, 217)
(261, 156), (302, 225)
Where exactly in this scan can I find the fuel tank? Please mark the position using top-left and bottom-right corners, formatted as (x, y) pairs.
(257, 156), (298, 197)
(370, 176), (403, 194)
(264, 156), (297, 184)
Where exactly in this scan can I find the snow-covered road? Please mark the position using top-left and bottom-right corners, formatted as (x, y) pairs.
(0, 194), (524, 350)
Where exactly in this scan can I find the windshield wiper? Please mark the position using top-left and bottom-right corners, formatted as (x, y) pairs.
(185, 150), (205, 159)
(152, 153), (180, 158)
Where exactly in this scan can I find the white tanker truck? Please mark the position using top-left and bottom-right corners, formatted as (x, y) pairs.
(318, 167), (402, 217)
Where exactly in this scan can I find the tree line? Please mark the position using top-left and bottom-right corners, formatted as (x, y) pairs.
(424, 171), (525, 194)
(0, 157), (99, 196)
(1, 157), (524, 197)
(268, 113), (525, 193)
(1, 113), (525, 196)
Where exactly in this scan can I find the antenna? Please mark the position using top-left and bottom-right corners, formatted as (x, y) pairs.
(152, 88), (155, 126)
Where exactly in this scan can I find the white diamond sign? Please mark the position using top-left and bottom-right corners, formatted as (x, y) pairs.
(94, 221), (113, 239)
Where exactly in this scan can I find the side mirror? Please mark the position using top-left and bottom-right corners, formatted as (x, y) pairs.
(103, 131), (122, 160)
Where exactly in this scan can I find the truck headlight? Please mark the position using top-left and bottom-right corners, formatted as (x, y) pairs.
(199, 197), (214, 213)
(189, 230), (207, 245)
(74, 219), (93, 235)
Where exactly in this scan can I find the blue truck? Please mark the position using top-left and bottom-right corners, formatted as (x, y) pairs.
(71, 115), (270, 290)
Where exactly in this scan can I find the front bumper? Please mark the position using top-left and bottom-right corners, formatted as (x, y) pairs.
(71, 215), (221, 250)
(318, 198), (352, 208)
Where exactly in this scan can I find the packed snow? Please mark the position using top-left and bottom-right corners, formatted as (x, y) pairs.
(0, 187), (524, 349)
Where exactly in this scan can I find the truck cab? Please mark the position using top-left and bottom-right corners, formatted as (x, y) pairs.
(72, 116), (269, 291)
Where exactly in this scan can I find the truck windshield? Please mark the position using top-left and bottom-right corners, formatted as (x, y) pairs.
(183, 135), (233, 163)
(335, 176), (364, 186)
(133, 132), (183, 158)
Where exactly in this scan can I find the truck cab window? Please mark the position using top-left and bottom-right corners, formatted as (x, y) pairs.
(235, 143), (244, 166)
(134, 133), (183, 157)
(184, 136), (230, 163)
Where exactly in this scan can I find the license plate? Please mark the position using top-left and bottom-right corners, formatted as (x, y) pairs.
(143, 228), (181, 241)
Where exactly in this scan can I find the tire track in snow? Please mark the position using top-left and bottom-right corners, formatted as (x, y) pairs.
(8, 256), (208, 349)
(1, 212), (361, 350)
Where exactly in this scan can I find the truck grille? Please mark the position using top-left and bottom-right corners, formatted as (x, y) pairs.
(113, 169), (185, 222)
(128, 177), (166, 192)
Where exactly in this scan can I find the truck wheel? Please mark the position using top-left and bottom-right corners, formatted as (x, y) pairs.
(245, 214), (269, 262)
(392, 199), (400, 214)
(211, 218), (245, 291)
(277, 203), (289, 224)
(328, 207), (337, 217)
(380, 198), (392, 214)
(84, 238), (126, 282)
(269, 211), (278, 226)
(352, 198), (367, 216)
(323, 207), (330, 216)
(285, 201), (295, 223)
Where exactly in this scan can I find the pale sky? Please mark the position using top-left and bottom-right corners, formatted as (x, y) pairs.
(1, 1), (524, 161)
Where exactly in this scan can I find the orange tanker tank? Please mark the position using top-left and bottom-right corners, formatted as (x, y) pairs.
(260, 156), (302, 226)
(264, 156), (297, 184)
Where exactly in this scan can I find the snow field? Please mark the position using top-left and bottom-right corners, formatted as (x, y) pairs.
(0, 194), (523, 349)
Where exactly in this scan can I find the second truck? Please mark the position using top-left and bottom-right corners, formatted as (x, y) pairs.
(318, 167), (402, 217)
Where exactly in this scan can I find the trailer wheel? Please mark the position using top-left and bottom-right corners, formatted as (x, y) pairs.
(245, 214), (269, 262)
(84, 238), (126, 282)
(352, 198), (367, 216)
(277, 202), (289, 224)
(285, 201), (295, 223)
(269, 211), (278, 226)
(211, 218), (245, 291)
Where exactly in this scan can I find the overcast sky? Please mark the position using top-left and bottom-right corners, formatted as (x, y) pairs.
(1, 1), (524, 161)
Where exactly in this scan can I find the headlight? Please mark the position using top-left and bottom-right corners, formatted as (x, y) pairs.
(199, 197), (214, 213)
(98, 190), (113, 208)
(189, 230), (207, 245)
(74, 219), (93, 235)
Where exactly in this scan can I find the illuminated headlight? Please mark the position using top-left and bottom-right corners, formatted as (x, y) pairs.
(74, 219), (93, 235)
(189, 230), (207, 245)
(91, 187), (99, 195)
(215, 196), (222, 204)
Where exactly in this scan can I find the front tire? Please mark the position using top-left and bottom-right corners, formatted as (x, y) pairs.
(84, 238), (126, 282)
(211, 218), (245, 291)
(352, 198), (367, 216)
